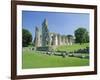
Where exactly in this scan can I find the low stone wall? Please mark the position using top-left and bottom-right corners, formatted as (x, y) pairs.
(74, 47), (89, 53)
(36, 46), (53, 51)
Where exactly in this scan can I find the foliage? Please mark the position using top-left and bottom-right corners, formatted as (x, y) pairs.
(22, 28), (32, 47)
(67, 35), (73, 40)
(67, 35), (73, 38)
(74, 27), (89, 44)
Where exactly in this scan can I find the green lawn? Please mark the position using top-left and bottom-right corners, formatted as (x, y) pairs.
(55, 43), (89, 52)
(22, 43), (89, 69)
(22, 50), (89, 69)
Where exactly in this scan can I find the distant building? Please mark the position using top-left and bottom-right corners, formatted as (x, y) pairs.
(34, 19), (74, 47)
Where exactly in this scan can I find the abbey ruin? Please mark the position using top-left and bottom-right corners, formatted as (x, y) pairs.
(34, 19), (74, 48)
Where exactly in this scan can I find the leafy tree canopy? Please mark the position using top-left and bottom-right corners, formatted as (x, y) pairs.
(22, 28), (32, 47)
(74, 27), (89, 44)
(67, 35), (73, 38)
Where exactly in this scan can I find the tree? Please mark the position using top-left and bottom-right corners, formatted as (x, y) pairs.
(74, 27), (89, 44)
(67, 35), (73, 38)
(67, 35), (73, 41)
(22, 28), (32, 47)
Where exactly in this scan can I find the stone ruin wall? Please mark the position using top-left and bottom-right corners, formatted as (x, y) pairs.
(34, 19), (74, 47)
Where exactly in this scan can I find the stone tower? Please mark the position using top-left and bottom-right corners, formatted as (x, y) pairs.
(42, 19), (50, 47)
(34, 26), (41, 47)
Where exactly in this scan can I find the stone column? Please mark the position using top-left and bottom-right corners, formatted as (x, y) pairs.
(53, 35), (55, 45)
(63, 36), (66, 45)
(65, 36), (68, 45)
(60, 35), (63, 45)
(62, 35), (65, 45)
(53, 34), (58, 46)
(55, 34), (58, 46)
(68, 36), (73, 45)
(35, 27), (41, 47)
(57, 34), (61, 45)
(49, 34), (52, 46)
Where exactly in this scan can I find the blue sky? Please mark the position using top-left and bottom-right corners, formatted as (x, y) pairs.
(22, 11), (89, 40)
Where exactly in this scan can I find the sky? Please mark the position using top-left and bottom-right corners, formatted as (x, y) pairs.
(22, 11), (89, 40)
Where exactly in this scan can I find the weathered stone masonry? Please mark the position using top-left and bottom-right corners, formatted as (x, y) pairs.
(34, 19), (74, 47)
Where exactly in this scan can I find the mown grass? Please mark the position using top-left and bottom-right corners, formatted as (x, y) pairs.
(22, 50), (89, 69)
(55, 43), (89, 52)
